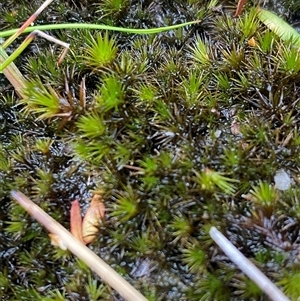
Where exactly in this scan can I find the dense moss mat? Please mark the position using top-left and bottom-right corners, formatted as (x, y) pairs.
(1, 0), (300, 300)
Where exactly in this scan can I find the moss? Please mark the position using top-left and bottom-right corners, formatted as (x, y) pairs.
(2, 0), (300, 300)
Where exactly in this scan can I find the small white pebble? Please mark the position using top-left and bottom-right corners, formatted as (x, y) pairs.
(274, 169), (291, 191)
(214, 130), (222, 138)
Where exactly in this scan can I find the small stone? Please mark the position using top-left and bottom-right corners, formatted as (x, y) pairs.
(231, 122), (241, 135)
(274, 169), (291, 191)
(214, 129), (222, 138)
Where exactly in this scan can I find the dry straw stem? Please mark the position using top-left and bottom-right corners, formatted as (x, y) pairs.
(0, 49), (27, 98)
(209, 227), (290, 301)
(11, 191), (148, 301)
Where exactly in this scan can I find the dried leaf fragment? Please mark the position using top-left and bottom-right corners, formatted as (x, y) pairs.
(70, 199), (83, 243)
(82, 194), (105, 244)
(248, 37), (256, 47)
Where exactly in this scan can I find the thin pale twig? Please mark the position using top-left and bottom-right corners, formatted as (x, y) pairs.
(11, 191), (148, 301)
(209, 227), (290, 301)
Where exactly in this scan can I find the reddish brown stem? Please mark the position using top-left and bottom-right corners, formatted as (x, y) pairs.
(1, 0), (55, 49)
(234, 0), (247, 17)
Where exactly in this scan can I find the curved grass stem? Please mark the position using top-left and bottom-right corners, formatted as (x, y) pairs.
(0, 20), (199, 38)
(0, 19), (198, 97)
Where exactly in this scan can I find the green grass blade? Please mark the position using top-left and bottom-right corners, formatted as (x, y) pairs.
(1, 35), (34, 72)
(258, 9), (300, 46)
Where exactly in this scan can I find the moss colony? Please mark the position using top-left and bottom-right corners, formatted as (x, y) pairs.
(1, 0), (300, 300)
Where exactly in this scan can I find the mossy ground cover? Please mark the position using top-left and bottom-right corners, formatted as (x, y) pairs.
(1, 0), (300, 300)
